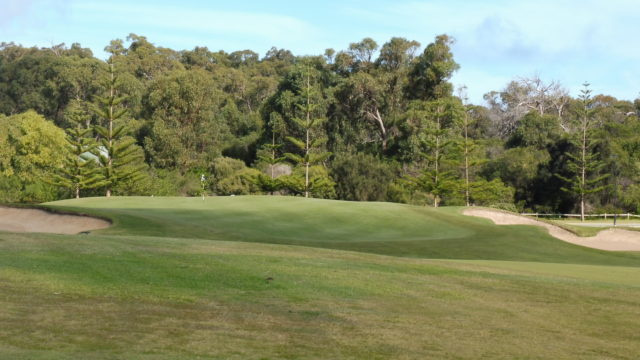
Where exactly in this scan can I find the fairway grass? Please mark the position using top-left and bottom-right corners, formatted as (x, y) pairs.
(0, 196), (638, 359)
(1, 232), (639, 359)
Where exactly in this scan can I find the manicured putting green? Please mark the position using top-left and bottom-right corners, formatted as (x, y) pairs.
(46, 196), (640, 266)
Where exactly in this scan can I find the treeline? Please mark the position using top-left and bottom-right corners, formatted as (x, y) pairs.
(1, 34), (639, 214)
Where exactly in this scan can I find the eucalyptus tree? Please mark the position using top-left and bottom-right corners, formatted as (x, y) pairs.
(347, 38), (378, 72)
(332, 72), (393, 152)
(143, 68), (227, 172)
(406, 34), (459, 101)
(484, 76), (569, 137)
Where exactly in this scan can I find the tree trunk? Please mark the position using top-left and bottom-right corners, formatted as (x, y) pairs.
(433, 105), (441, 208)
(75, 186), (80, 199)
(464, 109), (470, 207)
(305, 162), (309, 198)
(304, 72), (310, 199)
(367, 108), (387, 152)
(580, 113), (587, 222)
(106, 62), (114, 198)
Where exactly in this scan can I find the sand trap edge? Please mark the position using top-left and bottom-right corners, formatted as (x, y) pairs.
(0, 205), (112, 235)
(463, 207), (640, 252)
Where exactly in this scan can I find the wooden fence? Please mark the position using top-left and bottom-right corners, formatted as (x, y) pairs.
(520, 213), (640, 220)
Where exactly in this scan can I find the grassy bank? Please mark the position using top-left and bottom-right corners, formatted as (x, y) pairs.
(0, 196), (637, 359)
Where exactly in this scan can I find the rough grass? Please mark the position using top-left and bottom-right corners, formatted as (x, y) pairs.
(0, 195), (638, 359)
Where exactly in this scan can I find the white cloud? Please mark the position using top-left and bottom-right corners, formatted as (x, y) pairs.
(387, 0), (640, 61)
(0, 0), (71, 30)
(351, 0), (640, 101)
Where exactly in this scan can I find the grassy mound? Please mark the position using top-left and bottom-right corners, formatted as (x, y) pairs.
(0, 196), (637, 359)
(46, 196), (640, 265)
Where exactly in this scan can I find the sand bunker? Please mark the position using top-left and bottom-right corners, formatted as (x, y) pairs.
(0, 206), (110, 234)
(464, 208), (640, 251)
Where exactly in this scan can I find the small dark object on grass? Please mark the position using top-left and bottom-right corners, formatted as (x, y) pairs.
(79, 231), (91, 235)
(266, 277), (274, 283)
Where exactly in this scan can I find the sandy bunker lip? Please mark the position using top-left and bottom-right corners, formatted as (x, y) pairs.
(0, 206), (110, 234)
(464, 208), (640, 251)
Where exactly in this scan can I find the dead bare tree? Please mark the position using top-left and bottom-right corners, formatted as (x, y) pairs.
(484, 75), (569, 137)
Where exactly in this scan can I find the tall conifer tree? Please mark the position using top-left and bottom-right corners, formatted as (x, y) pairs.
(557, 83), (609, 220)
(50, 102), (107, 198)
(93, 58), (144, 197)
(284, 66), (331, 198)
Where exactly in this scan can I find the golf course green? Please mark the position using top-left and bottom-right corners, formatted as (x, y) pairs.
(1, 196), (639, 359)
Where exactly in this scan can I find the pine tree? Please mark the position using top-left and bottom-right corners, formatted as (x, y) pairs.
(255, 113), (287, 194)
(50, 102), (108, 198)
(458, 88), (485, 206)
(557, 83), (609, 221)
(408, 98), (461, 207)
(284, 66), (331, 198)
(92, 59), (144, 197)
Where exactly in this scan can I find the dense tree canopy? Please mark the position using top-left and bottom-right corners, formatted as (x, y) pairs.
(1, 34), (638, 215)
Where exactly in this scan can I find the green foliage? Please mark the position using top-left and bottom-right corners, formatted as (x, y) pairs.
(386, 181), (434, 206)
(92, 60), (145, 196)
(468, 178), (515, 206)
(0, 43), (103, 124)
(406, 34), (460, 100)
(50, 101), (108, 198)
(0, 38), (637, 213)
(556, 84), (609, 218)
(0, 111), (69, 203)
(210, 157), (261, 195)
(404, 98), (463, 206)
(279, 166), (336, 199)
(142, 68), (227, 171)
(482, 146), (550, 206)
(331, 153), (397, 201)
(508, 112), (562, 149)
(216, 167), (262, 195)
(281, 64), (332, 197)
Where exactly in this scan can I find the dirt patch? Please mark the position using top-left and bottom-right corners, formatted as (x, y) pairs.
(0, 207), (110, 234)
(464, 208), (640, 251)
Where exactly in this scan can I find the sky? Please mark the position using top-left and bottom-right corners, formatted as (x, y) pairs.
(1, 0), (639, 104)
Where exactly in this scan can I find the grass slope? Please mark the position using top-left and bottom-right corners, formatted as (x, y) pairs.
(1, 232), (639, 359)
(46, 196), (640, 265)
(0, 196), (638, 359)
